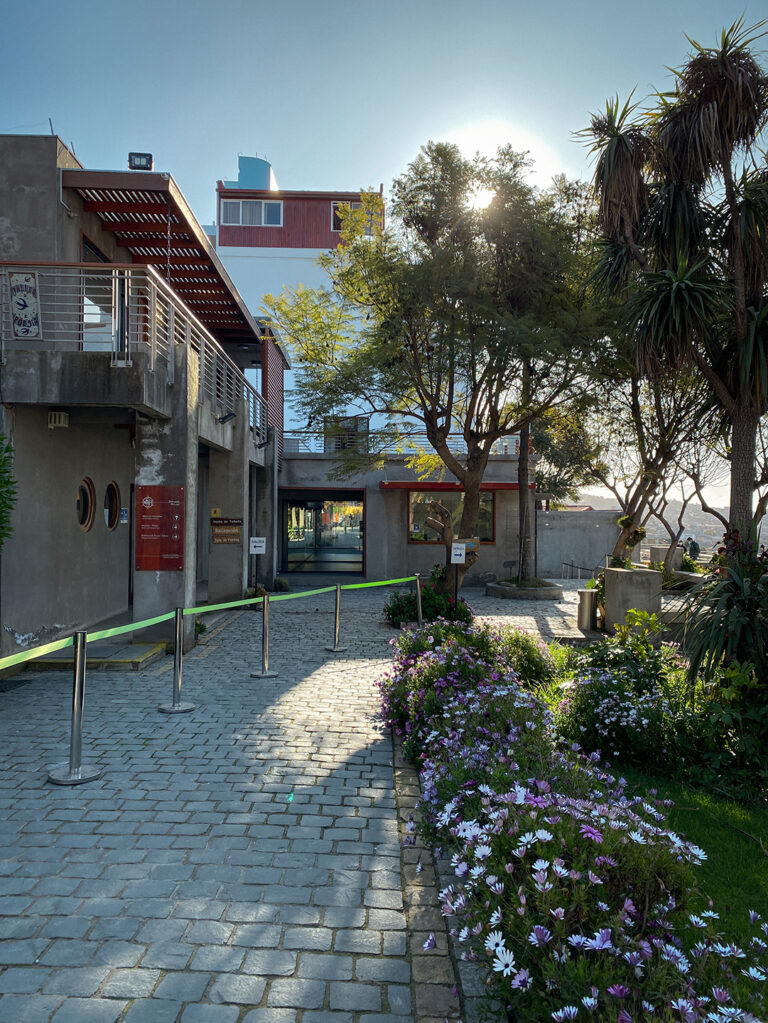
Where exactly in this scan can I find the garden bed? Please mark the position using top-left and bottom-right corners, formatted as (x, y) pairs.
(378, 617), (767, 1022)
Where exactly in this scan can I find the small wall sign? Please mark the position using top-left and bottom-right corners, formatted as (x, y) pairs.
(249, 536), (267, 555)
(211, 518), (242, 544)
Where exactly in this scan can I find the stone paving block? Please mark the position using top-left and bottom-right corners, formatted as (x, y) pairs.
(181, 1005), (241, 1022)
(232, 923), (282, 947)
(190, 945), (246, 972)
(92, 940), (145, 967)
(140, 941), (194, 970)
(355, 958), (411, 983)
(297, 953), (353, 981)
(242, 1011), (297, 1023)
(283, 927), (333, 951)
(50, 998), (128, 1023)
(100, 968), (161, 998)
(387, 985), (412, 1015)
(225, 903), (279, 924)
(242, 950), (297, 976)
(0, 994), (64, 1023)
(333, 930), (381, 954)
(267, 978), (326, 1009)
(187, 920), (234, 944)
(153, 970), (211, 1001)
(209, 973), (267, 1004)
(42, 966), (111, 996)
(382, 932), (407, 957)
(367, 908), (406, 930)
(0, 967), (52, 993)
(329, 981), (381, 1012)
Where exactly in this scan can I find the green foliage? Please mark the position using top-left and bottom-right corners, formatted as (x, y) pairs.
(648, 558), (678, 587)
(263, 143), (598, 567)
(271, 577), (292, 592)
(494, 629), (554, 688)
(0, 436), (17, 553)
(383, 565), (473, 628)
(682, 529), (768, 682)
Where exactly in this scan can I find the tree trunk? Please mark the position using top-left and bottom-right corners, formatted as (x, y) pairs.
(517, 423), (534, 581)
(729, 400), (760, 537)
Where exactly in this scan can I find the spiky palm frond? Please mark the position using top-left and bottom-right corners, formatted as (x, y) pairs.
(632, 258), (727, 376)
(589, 237), (636, 297)
(675, 18), (768, 173)
(642, 179), (710, 265)
(580, 94), (651, 240)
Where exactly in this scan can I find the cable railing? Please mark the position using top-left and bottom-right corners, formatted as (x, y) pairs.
(0, 262), (267, 441)
(283, 428), (520, 456)
(0, 574), (424, 786)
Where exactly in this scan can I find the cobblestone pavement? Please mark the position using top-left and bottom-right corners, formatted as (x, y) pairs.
(0, 581), (585, 1023)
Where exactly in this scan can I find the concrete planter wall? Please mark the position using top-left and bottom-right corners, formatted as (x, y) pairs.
(604, 567), (662, 632)
(649, 545), (683, 570)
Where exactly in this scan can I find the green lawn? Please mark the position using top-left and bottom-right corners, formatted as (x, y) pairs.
(618, 765), (768, 935)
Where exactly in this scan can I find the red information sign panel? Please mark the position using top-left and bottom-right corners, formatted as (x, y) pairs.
(135, 485), (185, 571)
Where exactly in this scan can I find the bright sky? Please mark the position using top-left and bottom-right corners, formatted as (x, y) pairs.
(2, 0), (761, 221)
(2, 0), (759, 509)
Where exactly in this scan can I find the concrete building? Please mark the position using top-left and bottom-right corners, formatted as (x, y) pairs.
(0, 136), (288, 655)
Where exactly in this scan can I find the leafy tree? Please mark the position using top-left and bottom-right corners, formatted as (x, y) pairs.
(582, 19), (768, 537)
(266, 143), (595, 586)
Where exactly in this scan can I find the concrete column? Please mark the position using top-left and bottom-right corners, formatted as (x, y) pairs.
(254, 429), (278, 586)
(207, 402), (250, 604)
(604, 567), (662, 632)
(133, 344), (198, 647)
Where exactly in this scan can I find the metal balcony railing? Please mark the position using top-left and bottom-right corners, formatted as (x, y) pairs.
(282, 428), (520, 456)
(0, 262), (267, 441)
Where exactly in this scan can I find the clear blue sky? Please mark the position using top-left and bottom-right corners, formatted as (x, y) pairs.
(1, 0), (763, 223)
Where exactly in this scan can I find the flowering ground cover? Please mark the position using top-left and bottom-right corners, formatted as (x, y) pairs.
(379, 620), (767, 1022)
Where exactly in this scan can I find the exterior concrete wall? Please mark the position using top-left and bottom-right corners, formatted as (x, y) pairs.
(1, 405), (134, 652)
(207, 399), (251, 604)
(132, 344), (198, 647)
(537, 509), (621, 578)
(0, 135), (131, 264)
(278, 454), (522, 584)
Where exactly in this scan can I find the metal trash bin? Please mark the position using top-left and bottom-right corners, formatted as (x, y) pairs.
(577, 588), (598, 630)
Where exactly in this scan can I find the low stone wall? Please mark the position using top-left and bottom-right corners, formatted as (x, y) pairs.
(604, 567), (662, 631)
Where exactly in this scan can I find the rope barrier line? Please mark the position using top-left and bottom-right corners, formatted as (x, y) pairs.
(341, 576), (416, 590)
(182, 596), (263, 616)
(87, 611), (177, 643)
(0, 635), (75, 671)
(0, 574), (420, 673)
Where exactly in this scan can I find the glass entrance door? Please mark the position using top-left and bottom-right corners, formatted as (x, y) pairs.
(283, 497), (364, 573)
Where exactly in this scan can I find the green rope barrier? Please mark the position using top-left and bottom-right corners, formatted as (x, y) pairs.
(341, 576), (416, 590)
(87, 611), (177, 643)
(0, 635), (75, 672)
(183, 596), (262, 616)
(267, 586), (337, 602)
(0, 574), (419, 673)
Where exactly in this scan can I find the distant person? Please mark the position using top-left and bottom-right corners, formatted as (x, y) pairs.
(686, 536), (700, 561)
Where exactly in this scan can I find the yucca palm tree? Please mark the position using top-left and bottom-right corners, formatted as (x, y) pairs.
(583, 19), (768, 535)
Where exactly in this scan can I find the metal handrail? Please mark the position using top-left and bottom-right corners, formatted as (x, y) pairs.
(282, 428), (520, 456)
(0, 262), (267, 441)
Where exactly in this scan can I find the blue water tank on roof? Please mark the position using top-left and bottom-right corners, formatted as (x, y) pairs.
(237, 156), (272, 189)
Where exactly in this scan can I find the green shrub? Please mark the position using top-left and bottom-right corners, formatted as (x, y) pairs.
(383, 565), (472, 627)
(494, 628), (554, 687)
(272, 576), (292, 592)
(682, 529), (768, 684)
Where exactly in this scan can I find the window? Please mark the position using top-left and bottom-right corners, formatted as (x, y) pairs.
(331, 201), (362, 232)
(104, 481), (121, 531)
(220, 199), (282, 227)
(408, 490), (494, 543)
(76, 477), (96, 532)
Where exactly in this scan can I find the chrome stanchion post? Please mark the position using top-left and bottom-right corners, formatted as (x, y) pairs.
(252, 593), (278, 678)
(325, 583), (347, 652)
(48, 631), (103, 785)
(415, 573), (423, 627)
(159, 608), (195, 713)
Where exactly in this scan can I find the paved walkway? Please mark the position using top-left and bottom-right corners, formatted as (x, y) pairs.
(0, 582), (586, 1023)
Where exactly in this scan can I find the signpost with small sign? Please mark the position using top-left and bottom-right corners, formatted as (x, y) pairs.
(450, 543), (466, 600)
